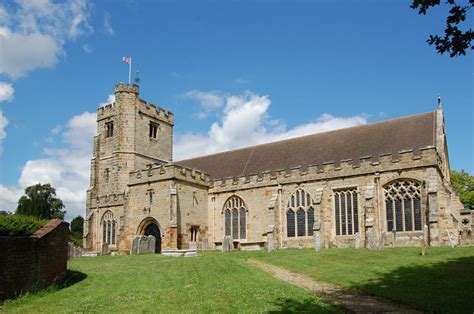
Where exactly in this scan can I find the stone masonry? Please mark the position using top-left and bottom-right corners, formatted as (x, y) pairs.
(83, 83), (467, 254)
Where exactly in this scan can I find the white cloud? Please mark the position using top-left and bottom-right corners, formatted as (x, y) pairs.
(0, 104), (99, 220)
(99, 94), (115, 107)
(103, 12), (114, 36)
(183, 90), (225, 119)
(174, 91), (368, 160)
(184, 90), (224, 110)
(82, 43), (93, 54)
(0, 111), (8, 156)
(0, 82), (14, 102)
(0, 0), (93, 79)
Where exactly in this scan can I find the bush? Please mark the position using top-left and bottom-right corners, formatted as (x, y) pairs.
(0, 215), (48, 236)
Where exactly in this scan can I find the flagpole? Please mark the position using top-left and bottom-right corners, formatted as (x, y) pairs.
(128, 57), (132, 85)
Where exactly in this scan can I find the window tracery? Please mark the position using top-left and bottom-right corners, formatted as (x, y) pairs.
(223, 196), (246, 240)
(102, 211), (116, 245)
(384, 179), (422, 232)
(286, 189), (314, 237)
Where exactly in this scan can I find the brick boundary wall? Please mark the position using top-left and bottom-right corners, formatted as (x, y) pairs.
(0, 219), (70, 301)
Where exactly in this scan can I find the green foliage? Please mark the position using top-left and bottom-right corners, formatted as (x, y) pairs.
(411, 0), (474, 57)
(70, 216), (84, 235)
(0, 215), (47, 236)
(16, 183), (65, 220)
(69, 216), (84, 248)
(451, 170), (474, 208)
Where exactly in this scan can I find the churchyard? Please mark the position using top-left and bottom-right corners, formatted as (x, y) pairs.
(1, 247), (473, 313)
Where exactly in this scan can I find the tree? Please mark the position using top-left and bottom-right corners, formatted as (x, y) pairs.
(70, 215), (84, 235)
(411, 0), (474, 57)
(16, 183), (66, 220)
(451, 170), (474, 208)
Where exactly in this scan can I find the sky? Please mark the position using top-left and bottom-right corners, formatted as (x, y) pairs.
(0, 0), (472, 220)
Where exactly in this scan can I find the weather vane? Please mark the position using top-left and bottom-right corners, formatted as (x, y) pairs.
(135, 70), (140, 85)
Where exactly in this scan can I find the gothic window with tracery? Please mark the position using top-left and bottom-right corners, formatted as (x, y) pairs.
(384, 179), (422, 232)
(102, 211), (116, 245)
(334, 188), (359, 236)
(223, 196), (247, 240)
(286, 189), (314, 237)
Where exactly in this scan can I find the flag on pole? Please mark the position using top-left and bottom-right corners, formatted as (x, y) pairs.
(122, 56), (131, 64)
(122, 56), (132, 84)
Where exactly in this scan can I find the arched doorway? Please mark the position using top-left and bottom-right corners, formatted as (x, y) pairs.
(144, 223), (162, 253)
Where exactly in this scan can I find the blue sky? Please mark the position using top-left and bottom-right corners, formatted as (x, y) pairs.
(0, 0), (472, 219)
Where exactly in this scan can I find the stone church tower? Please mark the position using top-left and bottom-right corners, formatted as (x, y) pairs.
(84, 83), (175, 252)
(84, 83), (470, 255)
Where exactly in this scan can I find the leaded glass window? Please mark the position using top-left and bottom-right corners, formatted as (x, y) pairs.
(223, 196), (247, 240)
(384, 179), (422, 232)
(287, 209), (295, 237)
(102, 211), (116, 245)
(334, 188), (359, 236)
(286, 188), (314, 237)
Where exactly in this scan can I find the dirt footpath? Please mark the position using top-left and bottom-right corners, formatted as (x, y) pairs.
(247, 259), (421, 313)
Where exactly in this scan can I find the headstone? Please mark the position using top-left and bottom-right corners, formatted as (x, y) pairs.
(423, 224), (429, 245)
(314, 232), (321, 251)
(148, 235), (156, 253)
(202, 238), (209, 251)
(227, 236), (234, 252)
(355, 232), (361, 249)
(222, 236), (233, 252)
(267, 232), (274, 252)
(138, 236), (149, 254)
(392, 229), (397, 247)
(131, 236), (139, 255)
(101, 243), (109, 255)
(378, 231), (386, 249)
(189, 241), (197, 250)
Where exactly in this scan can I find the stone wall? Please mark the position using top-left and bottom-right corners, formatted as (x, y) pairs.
(0, 219), (69, 301)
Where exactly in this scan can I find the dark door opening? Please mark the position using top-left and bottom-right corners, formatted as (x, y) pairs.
(144, 223), (162, 253)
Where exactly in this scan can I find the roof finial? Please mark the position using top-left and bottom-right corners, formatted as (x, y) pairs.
(437, 95), (442, 109)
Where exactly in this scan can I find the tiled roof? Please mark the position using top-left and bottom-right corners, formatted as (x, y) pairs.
(176, 112), (436, 180)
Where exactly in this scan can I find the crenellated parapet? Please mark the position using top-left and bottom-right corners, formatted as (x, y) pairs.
(97, 102), (117, 120)
(115, 83), (139, 94)
(128, 163), (210, 187)
(211, 146), (439, 192)
(137, 98), (174, 125)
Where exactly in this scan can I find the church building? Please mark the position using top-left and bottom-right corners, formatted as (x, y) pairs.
(83, 83), (465, 254)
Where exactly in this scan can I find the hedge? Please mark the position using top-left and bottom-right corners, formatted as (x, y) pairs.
(0, 215), (48, 236)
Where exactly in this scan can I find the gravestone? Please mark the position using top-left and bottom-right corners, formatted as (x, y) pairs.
(148, 235), (156, 253)
(355, 232), (361, 249)
(378, 231), (386, 249)
(101, 243), (109, 255)
(314, 232), (321, 252)
(267, 232), (274, 252)
(222, 236), (233, 252)
(202, 238), (209, 251)
(189, 241), (197, 250)
(423, 224), (429, 245)
(446, 229), (455, 248)
(131, 236), (139, 255)
(138, 236), (150, 254)
(392, 229), (397, 247)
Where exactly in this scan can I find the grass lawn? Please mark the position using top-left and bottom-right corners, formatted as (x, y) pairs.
(0, 253), (337, 313)
(243, 246), (474, 313)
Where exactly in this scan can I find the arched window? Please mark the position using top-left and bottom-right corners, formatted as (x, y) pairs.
(223, 196), (247, 240)
(334, 188), (359, 236)
(102, 211), (116, 245)
(384, 179), (422, 232)
(286, 189), (314, 237)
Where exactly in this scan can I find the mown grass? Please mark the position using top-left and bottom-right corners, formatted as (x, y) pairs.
(241, 246), (474, 313)
(0, 253), (337, 313)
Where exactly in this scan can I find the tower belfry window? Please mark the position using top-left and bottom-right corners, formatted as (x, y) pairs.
(105, 121), (114, 137)
(149, 122), (158, 138)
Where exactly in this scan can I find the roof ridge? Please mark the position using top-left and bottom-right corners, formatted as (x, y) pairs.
(175, 111), (435, 163)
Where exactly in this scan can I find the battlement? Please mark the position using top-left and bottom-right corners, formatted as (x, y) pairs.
(211, 146), (439, 192)
(128, 163), (210, 187)
(137, 98), (174, 125)
(115, 83), (139, 94)
(97, 102), (116, 119)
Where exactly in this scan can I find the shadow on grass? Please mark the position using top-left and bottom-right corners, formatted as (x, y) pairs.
(61, 269), (87, 289)
(269, 297), (336, 313)
(352, 255), (474, 313)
